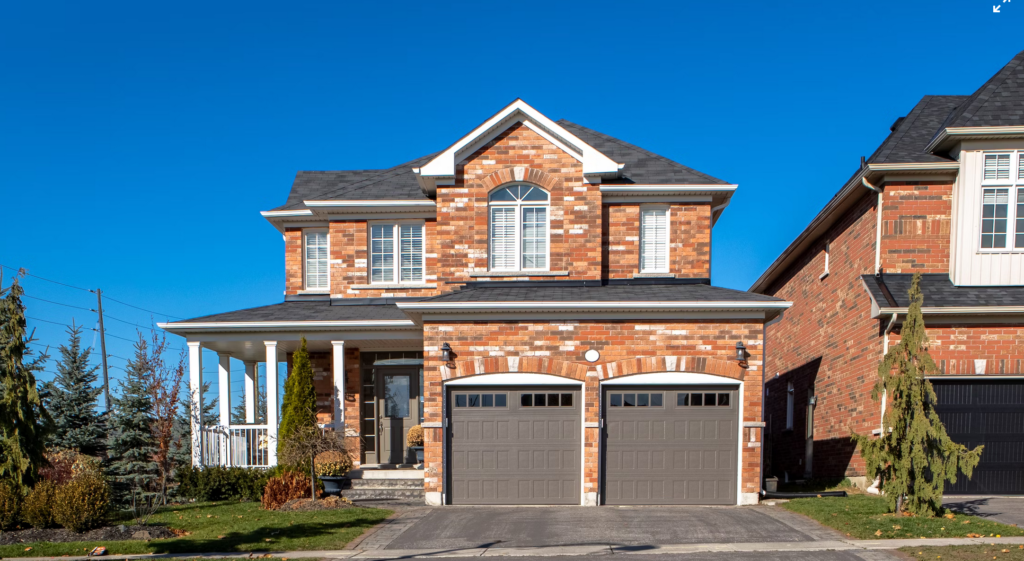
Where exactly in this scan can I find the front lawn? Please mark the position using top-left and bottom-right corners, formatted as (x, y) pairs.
(0, 501), (391, 558)
(782, 495), (1024, 539)
(897, 545), (1024, 560)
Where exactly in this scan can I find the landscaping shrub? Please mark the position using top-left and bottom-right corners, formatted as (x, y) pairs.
(0, 480), (22, 531)
(406, 425), (424, 447)
(22, 480), (58, 528)
(40, 449), (103, 485)
(261, 471), (315, 510)
(53, 475), (109, 532)
(175, 465), (269, 502)
(314, 451), (353, 477)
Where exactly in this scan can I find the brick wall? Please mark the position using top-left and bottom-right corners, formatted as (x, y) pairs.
(880, 182), (952, 273)
(603, 204), (711, 279)
(328, 220), (442, 298)
(420, 319), (765, 500)
(763, 192), (882, 479)
(285, 229), (303, 295)
(890, 324), (1024, 375)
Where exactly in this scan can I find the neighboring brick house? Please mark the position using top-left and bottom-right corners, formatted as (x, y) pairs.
(751, 50), (1024, 494)
(160, 99), (790, 506)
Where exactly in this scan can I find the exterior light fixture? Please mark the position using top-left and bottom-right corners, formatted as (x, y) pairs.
(735, 341), (747, 363)
(441, 342), (452, 362)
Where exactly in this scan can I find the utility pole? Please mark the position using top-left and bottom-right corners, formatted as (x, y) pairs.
(93, 288), (111, 412)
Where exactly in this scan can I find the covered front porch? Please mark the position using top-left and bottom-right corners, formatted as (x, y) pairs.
(158, 301), (424, 470)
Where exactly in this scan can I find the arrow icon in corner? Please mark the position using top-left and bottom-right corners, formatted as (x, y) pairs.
(994, 4), (1001, 11)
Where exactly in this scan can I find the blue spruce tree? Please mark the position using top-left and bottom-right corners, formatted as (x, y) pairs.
(44, 323), (106, 456)
(107, 335), (158, 509)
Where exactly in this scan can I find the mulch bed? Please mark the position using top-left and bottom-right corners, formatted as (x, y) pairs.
(276, 496), (353, 512)
(0, 524), (176, 545)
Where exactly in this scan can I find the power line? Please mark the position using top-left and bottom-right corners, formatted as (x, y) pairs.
(103, 295), (183, 320)
(0, 264), (93, 293)
(103, 313), (157, 330)
(22, 295), (95, 313)
(26, 316), (75, 327)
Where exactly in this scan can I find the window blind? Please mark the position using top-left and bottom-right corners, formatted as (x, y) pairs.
(304, 231), (329, 289)
(370, 225), (394, 282)
(521, 207), (547, 269)
(400, 224), (424, 282)
(640, 208), (669, 272)
(985, 153), (1011, 181)
(982, 188), (1009, 249)
(490, 207), (517, 270)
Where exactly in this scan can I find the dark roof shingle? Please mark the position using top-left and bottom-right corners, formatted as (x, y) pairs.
(862, 273), (1024, 308)
(418, 283), (783, 304)
(941, 50), (1024, 129)
(177, 301), (410, 323)
(868, 96), (967, 164)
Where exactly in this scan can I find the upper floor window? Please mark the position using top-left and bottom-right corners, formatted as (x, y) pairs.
(370, 223), (424, 283)
(980, 151), (1024, 250)
(640, 207), (669, 273)
(489, 184), (549, 271)
(304, 230), (329, 291)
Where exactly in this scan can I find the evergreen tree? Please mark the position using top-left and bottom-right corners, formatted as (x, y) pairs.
(107, 335), (158, 508)
(277, 337), (316, 458)
(231, 384), (267, 425)
(44, 323), (106, 456)
(0, 272), (52, 490)
(169, 381), (217, 469)
(853, 273), (984, 516)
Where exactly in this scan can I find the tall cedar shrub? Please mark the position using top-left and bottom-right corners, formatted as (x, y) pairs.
(0, 272), (52, 491)
(277, 337), (317, 459)
(107, 335), (158, 509)
(852, 273), (984, 516)
(43, 323), (106, 456)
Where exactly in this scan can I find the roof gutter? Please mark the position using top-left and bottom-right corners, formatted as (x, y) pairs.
(395, 301), (792, 312)
(925, 126), (1024, 154)
(874, 306), (1024, 317)
(157, 319), (416, 333)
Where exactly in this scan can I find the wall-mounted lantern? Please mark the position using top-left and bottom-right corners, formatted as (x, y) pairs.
(441, 342), (452, 362)
(735, 341), (747, 363)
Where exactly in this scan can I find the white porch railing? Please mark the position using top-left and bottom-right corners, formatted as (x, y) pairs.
(200, 425), (273, 468)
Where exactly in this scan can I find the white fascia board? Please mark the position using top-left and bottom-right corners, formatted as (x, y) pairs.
(157, 320), (416, 332)
(926, 126), (1024, 152)
(416, 99), (620, 180)
(876, 306), (1024, 316)
(396, 301), (792, 312)
(866, 162), (960, 172)
(304, 200), (436, 208)
(260, 209), (316, 217)
(600, 185), (738, 196)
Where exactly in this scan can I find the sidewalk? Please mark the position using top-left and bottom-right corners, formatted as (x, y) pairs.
(6, 536), (1024, 560)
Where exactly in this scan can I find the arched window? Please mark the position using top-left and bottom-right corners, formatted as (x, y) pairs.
(488, 184), (550, 271)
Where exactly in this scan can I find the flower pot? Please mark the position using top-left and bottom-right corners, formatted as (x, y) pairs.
(410, 446), (424, 464)
(319, 475), (346, 496)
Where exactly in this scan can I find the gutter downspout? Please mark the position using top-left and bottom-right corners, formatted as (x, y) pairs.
(862, 177), (882, 274)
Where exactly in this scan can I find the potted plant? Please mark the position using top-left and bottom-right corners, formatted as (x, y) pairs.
(314, 450), (353, 496)
(407, 425), (425, 465)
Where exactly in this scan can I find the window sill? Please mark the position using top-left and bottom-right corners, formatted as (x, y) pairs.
(468, 271), (569, 277)
(297, 289), (330, 295)
(633, 273), (675, 278)
(818, 271), (829, 280)
(349, 284), (437, 290)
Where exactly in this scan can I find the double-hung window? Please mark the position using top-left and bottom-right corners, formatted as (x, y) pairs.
(370, 223), (424, 283)
(304, 230), (329, 291)
(488, 184), (550, 271)
(640, 207), (669, 273)
(980, 151), (1024, 250)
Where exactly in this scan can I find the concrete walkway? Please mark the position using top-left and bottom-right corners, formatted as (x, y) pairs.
(945, 496), (1024, 527)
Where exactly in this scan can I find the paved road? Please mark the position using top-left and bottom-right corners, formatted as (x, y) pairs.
(945, 496), (1024, 527)
(384, 506), (836, 550)
(358, 552), (899, 561)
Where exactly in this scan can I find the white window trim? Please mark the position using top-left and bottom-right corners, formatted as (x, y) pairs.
(368, 221), (426, 284)
(303, 229), (330, 292)
(819, 241), (830, 280)
(978, 151), (1024, 253)
(639, 205), (671, 274)
(488, 184), (551, 272)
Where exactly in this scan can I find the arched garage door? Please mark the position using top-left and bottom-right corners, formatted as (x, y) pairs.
(447, 385), (581, 505)
(602, 385), (739, 505)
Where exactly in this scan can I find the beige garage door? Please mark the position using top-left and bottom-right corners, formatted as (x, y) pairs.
(448, 386), (581, 505)
(603, 385), (738, 505)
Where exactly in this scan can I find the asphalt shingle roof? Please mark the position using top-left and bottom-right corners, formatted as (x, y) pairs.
(418, 283), (784, 304)
(177, 301), (410, 323)
(941, 49), (1024, 129)
(861, 273), (1024, 308)
(867, 96), (967, 164)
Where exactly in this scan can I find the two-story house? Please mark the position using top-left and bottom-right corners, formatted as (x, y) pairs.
(160, 100), (790, 506)
(751, 50), (1024, 494)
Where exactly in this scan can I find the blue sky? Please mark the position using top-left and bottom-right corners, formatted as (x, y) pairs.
(1, 0), (1021, 405)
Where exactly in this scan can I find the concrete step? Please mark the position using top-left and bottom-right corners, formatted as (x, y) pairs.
(348, 468), (425, 479)
(343, 487), (425, 502)
(347, 478), (423, 490)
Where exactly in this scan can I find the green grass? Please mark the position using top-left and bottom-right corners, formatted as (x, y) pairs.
(782, 495), (1024, 540)
(898, 544), (1024, 560)
(0, 501), (391, 558)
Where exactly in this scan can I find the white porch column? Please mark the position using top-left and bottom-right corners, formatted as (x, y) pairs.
(331, 341), (346, 432)
(265, 341), (279, 466)
(217, 353), (231, 467)
(244, 361), (258, 424)
(187, 342), (203, 467)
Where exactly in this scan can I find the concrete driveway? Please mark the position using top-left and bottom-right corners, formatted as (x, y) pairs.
(945, 497), (1024, 527)
(383, 506), (839, 550)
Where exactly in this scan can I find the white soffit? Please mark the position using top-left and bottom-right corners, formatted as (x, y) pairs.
(445, 373), (584, 386)
(602, 372), (741, 385)
(415, 99), (621, 184)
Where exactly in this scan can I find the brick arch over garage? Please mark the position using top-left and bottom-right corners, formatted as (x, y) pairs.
(480, 166), (560, 192)
(441, 356), (588, 382)
(598, 356), (744, 381)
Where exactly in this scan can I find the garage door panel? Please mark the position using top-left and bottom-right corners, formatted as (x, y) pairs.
(450, 386), (581, 505)
(604, 385), (738, 505)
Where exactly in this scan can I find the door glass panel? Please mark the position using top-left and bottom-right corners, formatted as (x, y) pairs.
(651, 393), (663, 407)
(610, 394), (622, 407)
(547, 393), (560, 406)
(468, 394), (481, 407)
(521, 394), (533, 407)
(495, 394), (507, 407)
(623, 393), (636, 407)
(384, 376), (410, 418)
(560, 393), (572, 407)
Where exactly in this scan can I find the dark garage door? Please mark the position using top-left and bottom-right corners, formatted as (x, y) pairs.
(448, 386), (581, 505)
(603, 385), (738, 505)
(933, 379), (1024, 495)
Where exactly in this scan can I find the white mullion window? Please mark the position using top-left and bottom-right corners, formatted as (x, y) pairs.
(489, 184), (550, 271)
(304, 230), (329, 291)
(980, 151), (1024, 251)
(370, 223), (425, 284)
(640, 207), (669, 273)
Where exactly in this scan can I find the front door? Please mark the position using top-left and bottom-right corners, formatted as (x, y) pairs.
(377, 367), (420, 465)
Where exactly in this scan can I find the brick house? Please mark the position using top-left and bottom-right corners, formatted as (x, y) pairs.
(750, 51), (1024, 493)
(160, 100), (789, 506)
